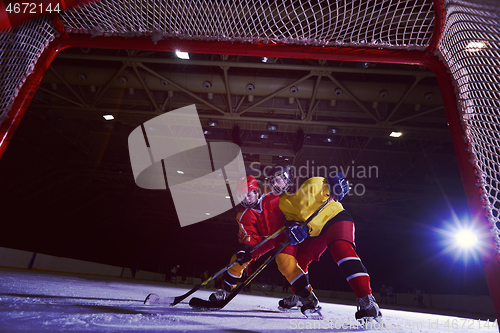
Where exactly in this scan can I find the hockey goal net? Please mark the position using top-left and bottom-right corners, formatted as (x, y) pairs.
(0, 0), (499, 319)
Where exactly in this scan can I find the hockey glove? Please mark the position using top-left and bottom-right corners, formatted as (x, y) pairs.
(236, 243), (252, 265)
(286, 222), (309, 245)
(328, 172), (350, 201)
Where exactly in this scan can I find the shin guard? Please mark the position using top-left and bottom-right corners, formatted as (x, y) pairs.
(329, 240), (372, 298)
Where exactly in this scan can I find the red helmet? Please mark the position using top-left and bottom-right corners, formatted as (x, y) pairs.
(236, 175), (261, 208)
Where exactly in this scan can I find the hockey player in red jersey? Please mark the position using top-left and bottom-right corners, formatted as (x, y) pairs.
(209, 175), (263, 301)
(280, 173), (382, 322)
(209, 168), (319, 316)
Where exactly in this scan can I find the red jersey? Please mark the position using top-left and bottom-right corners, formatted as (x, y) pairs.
(237, 206), (262, 247)
(238, 192), (284, 247)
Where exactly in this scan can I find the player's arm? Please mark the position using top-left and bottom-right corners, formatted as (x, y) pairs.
(327, 172), (350, 201)
(237, 209), (263, 247)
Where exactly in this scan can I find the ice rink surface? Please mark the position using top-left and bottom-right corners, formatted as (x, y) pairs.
(0, 268), (497, 332)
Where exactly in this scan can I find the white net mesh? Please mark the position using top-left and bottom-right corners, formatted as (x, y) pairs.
(59, 0), (435, 47)
(0, 17), (56, 124)
(438, 0), (500, 254)
(0, 0), (436, 126)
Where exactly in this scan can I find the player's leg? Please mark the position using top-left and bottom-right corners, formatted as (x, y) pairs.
(209, 240), (272, 301)
(276, 239), (327, 314)
(209, 254), (249, 301)
(328, 237), (381, 321)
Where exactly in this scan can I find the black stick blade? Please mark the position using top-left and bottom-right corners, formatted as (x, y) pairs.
(189, 296), (227, 310)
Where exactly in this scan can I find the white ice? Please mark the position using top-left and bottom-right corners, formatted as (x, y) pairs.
(0, 268), (497, 332)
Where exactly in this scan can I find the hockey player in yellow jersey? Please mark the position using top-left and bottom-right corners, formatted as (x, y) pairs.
(280, 174), (382, 322)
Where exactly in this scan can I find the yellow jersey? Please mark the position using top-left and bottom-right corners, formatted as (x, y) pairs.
(279, 177), (344, 237)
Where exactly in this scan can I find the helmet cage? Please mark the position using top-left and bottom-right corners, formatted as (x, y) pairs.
(238, 187), (261, 208)
(268, 166), (294, 195)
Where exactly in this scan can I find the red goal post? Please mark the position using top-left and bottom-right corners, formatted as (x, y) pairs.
(0, 0), (499, 322)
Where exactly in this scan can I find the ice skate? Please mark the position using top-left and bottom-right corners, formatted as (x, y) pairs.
(209, 289), (230, 302)
(355, 294), (382, 323)
(278, 294), (302, 310)
(299, 292), (323, 319)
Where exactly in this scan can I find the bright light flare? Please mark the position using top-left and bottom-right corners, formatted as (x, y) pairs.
(430, 217), (487, 265)
(175, 50), (190, 59)
(465, 41), (486, 52)
(454, 229), (478, 248)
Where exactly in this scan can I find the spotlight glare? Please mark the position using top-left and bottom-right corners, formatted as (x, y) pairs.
(455, 230), (478, 248)
(465, 41), (485, 52)
(175, 50), (190, 59)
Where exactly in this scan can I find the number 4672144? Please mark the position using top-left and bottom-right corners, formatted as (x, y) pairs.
(5, 3), (61, 14)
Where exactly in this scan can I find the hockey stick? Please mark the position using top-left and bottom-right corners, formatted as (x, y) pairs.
(189, 196), (335, 310)
(189, 240), (290, 309)
(147, 225), (285, 306)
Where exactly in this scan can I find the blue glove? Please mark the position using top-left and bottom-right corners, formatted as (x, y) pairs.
(328, 172), (349, 201)
(286, 222), (309, 245)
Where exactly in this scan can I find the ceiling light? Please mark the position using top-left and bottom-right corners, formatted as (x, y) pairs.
(103, 115), (114, 121)
(203, 130), (211, 135)
(325, 138), (332, 143)
(177, 170), (184, 174)
(379, 90), (388, 98)
(246, 83), (255, 91)
(175, 50), (190, 59)
(203, 81), (212, 89)
(327, 127), (337, 134)
(290, 86), (298, 94)
(260, 134), (268, 139)
(208, 120), (218, 127)
(390, 131), (402, 138)
(465, 41), (486, 52)
(334, 88), (343, 96)
(205, 212), (211, 216)
(267, 124), (278, 131)
(262, 57), (276, 63)
(118, 76), (127, 84)
(225, 195), (231, 199)
(77, 73), (87, 81)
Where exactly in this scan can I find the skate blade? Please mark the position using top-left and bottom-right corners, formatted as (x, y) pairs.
(302, 307), (323, 320)
(357, 314), (383, 327)
(278, 306), (299, 312)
